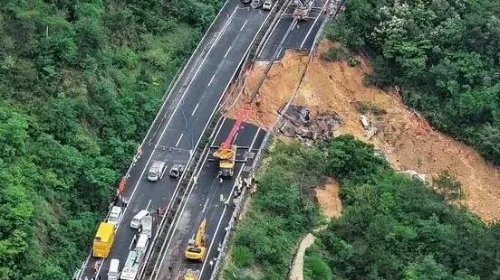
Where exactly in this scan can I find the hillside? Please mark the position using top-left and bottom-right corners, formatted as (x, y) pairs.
(227, 43), (500, 222)
(0, 0), (222, 278)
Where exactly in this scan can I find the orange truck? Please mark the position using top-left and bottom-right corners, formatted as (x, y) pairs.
(92, 222), (116, 258)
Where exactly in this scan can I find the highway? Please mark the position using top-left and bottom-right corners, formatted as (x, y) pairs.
(149, 1), (333, 280)
(257, 0), (329, 60)
(149, 118), (265, 280)
(79, 1), (270, 279)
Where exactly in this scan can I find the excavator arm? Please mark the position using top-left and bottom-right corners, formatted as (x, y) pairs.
(185, 219), (207, 261)
(195, 219), (206, 247)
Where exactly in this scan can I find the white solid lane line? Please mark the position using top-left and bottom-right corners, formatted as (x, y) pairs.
(224, 46), (232, 59)
(191, 102), (200, 116)
(240, 19), (248, 32)
(175, 133), (184, 148)
(208, 74), (216, 87)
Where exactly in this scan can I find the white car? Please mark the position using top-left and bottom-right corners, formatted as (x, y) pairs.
(108, 206), (123, 227)
(263, 0), (272, 10)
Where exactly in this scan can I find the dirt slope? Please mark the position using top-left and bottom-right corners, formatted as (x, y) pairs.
(316, 177), (342, 219)
(226, 42), (500, 223)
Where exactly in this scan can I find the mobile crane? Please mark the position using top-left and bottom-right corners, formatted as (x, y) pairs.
(185, 219), (207, 262)
(212, 103), (251, 177)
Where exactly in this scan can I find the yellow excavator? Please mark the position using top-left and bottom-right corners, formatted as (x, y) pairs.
(182, 269), (200, 280)
(185, 219), (207, 261)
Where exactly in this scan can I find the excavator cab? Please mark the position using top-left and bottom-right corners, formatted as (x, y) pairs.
(185, 219), (207, 262)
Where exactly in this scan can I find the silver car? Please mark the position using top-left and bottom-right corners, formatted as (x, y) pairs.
(263, 0), (272, 10)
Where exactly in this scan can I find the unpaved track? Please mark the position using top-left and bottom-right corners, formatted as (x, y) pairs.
(289, 233), (315, 280)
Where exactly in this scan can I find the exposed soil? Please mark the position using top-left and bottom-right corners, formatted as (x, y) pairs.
(289, 233), (315, 280)
(316, 177), (342, 219)
(224, 52), (309, 129)
(226, 41), (500, 223)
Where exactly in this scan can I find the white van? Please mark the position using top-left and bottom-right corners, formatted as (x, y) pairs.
(108, 259), (120, 280)
(147, 160), (166, 182)
(130, 210), (149, 229)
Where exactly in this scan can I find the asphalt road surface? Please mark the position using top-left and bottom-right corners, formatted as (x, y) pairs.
(80, 2), (270, 279)
(151, 118), (266, 280)
(258, 0), (329, 60)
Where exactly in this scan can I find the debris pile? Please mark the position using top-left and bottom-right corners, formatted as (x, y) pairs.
(278, 104), (342, 145)
(398, 170), (427, 182)
(359, 115), (378, 140)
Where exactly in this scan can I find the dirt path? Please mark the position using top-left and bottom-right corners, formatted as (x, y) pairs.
(289, 233), (315, 280)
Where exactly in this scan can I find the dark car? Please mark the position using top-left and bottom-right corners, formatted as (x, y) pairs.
(241, 0), (251, 4)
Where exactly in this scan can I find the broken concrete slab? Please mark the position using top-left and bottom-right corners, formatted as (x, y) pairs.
(399, 170), (426, 182)
(360, 115), (370, 129)
(278, 104), (343, 145)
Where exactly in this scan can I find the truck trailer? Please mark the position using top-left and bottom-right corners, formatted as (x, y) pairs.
(92, 222), (116, 258)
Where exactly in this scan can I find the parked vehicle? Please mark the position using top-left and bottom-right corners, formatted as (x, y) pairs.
(140, 215), (153, 238)
(241, 0), (251, 4)
(108, 259), (120, 280)
(130, 210), (149, 229)
(169, 164), (185, 178)
(250, 0), (263, 9)
(147, 160), (166, 182)
(263, 0), (272, 10)
(92, 222), (115, 258)
(108, 206), (123, 227)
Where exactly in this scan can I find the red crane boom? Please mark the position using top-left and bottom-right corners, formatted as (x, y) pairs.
(220, 103), (252, 150)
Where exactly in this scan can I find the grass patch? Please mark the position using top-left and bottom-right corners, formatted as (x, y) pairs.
(354, 101), (387, 115)
(321, 46), (359, 67)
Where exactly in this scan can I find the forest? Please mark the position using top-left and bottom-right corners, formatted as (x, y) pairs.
(223, 136), (500, 279)
(326, 0), (500, 164)
(0, 0), (222, 278)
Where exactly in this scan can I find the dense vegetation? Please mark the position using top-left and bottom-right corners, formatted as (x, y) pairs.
(326, 0), (500, 164)
(223, 141), (322, 279)
(0, 0), (222, 278)
(224, 136), (500, 279)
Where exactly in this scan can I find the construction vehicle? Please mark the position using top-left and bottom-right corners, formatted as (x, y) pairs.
(183, 269), (200, 280)
(120, 250), (144, 280)
(293, 0), (310, 20)
(214, 145), (237, 177)
(212, 104), (251, 177)
(92, 222), (116, 258)
(185, 219), (207, 262)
